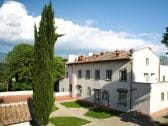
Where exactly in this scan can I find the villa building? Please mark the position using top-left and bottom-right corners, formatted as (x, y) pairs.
(59, 47), (168, 115)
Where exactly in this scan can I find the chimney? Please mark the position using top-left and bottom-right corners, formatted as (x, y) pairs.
(129, 48), (135, 56)
(100, 52), (104, 55)
(93, 54), (96, 58)
(93, 54), (99, 58)
(78, 56), (86, 61)
(115, 50), (120, 57)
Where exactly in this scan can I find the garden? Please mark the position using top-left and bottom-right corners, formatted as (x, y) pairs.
(61, 100), (122, 119)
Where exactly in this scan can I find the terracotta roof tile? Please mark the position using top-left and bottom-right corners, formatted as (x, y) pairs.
(67, 50), (132, 64)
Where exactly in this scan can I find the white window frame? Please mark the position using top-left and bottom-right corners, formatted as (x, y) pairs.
(119, 68), (127, 82)
(146, 58), (149, 65)
(161, 92), (164, 101)
(106, 69), (112, 81)
(86, 70), (90, 79)
(87, 87), (91, 96)
(95, 69), (100, 80)
(78, 70), (82, 79)
(118, 91), (127, 106)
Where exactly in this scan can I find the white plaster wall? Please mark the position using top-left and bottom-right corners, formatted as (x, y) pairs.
(160, 65), (168, 82)
(70, 60), (132, 112)
(133, 48), (159, 83)
(59, 65), (73, 93)
(150, 83), (168, 114)
(59, 78), (69, 92)
(131, 83), (151, 114)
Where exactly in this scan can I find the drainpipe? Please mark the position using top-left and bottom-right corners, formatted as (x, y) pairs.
(159, 60), (160, 82)
(129, 60), (133, 111)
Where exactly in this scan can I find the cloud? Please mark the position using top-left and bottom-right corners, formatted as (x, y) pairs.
(0, 1), (40, 43)
(0, 1), (166, 56)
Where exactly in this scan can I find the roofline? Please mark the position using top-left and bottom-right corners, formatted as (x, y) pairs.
(134, 47), (158, 57)
(66, 57), (131, 65)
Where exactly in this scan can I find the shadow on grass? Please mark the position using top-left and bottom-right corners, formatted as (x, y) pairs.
(120, 111), (168, 126)
(61, 100), (93, 108)
(76, 100), (93, 108)
(84, 107), (123, 118)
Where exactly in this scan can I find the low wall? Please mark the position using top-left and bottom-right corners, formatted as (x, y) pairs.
(0, 91), (33, 96)
(0, 91), (70, 97)
(150, 83), (168, 114)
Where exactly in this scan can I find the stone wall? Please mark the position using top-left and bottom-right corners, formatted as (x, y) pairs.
(0, 102), (31, 126)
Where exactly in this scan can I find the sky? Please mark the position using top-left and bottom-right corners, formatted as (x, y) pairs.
(0, 0), (168, 57)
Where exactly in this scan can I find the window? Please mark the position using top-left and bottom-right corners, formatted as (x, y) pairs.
(102, 90), (109, 101)
(106, 70), (112, 80)
(144, 73), (149, 82)
(119, 68), (127, 81)
(151, 73), (155, 76)
(118, 92), (127, 106)
(86, 70), (90, 79)
(161, 92), (164, 101)
(102, 90), (109, 106)
(78, 70), (82, 79)
(146, 58), (149, 65)
(95, 70), (100, 80)
(66, 72), (68, 78)
(163, 76), (165, 82)
(87, 87), (91, 96)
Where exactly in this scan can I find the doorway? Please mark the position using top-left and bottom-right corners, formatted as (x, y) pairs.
(94, 89), (101, 105)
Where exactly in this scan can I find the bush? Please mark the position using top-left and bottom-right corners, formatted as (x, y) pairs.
(11, 82), (32, 91)
(0, 82), (7, 91)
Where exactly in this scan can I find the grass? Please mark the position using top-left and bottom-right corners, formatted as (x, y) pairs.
(51, 105), (58, 112)
(84, 108), (122, 119)
(61, 100), (92, 108)
(49, 117), (90, 126)
(61, 100), (122, 119)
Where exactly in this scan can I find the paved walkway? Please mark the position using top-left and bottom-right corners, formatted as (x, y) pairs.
(50, 100), (138, 126)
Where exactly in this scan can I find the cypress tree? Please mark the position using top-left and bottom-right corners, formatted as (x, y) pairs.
(32, 2), (60, 125)
(162, 27), (168, 48)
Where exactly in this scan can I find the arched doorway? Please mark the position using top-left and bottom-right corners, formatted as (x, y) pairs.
(76, 85), (82, 96)
(102, 90), (109, 107)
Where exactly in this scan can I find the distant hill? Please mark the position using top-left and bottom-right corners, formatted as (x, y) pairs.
(0, 52), (6, 63)
(160, 56), (168, 65)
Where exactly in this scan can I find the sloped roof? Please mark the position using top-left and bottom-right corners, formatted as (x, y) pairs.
(67, 50), (132, 65)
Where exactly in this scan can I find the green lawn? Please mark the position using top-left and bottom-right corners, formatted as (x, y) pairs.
(61, 100), (92, 108)
(61, 100), (122, 119)
(51, 105), (58, 112)
(84, 108), (122, 119)
(49, 117), (90, 126)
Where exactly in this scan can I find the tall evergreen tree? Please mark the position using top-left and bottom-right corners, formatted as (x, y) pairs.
(161, 27), (168, 49)
(33, 2), (60, 125)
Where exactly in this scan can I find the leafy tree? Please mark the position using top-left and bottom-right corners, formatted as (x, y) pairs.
(162, 27), (168, 50)
(52, 57), (65, 80)
(33, 2), (61, 125)
(0, 63), (10, 91)
(6, 44), (33, 82)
